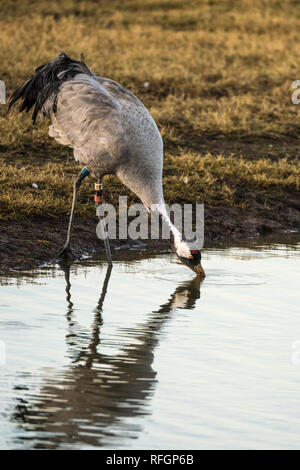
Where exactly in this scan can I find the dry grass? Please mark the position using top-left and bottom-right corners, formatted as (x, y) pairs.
(0, 0), (299, 231)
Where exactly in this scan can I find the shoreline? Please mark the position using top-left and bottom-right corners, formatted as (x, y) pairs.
(0, 215), (299, 275)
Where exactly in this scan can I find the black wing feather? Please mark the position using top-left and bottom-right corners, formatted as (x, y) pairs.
(8, 52), (92, 123)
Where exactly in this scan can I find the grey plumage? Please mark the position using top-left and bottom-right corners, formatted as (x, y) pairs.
(9, 52), (163, 208)
(49, 73), (164, 208)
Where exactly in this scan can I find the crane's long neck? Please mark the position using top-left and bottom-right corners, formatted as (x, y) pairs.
(148, 199), (191, 259)
(116, 162), (191, 258)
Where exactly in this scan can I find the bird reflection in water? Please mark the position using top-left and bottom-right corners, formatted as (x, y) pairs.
(13, 261), (202, 449)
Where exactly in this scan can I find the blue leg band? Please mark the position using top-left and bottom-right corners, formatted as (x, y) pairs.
(81, 167), (90, 177)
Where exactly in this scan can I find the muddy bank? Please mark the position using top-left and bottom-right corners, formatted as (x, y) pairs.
(0, 217), (164, 273)
(0, 202), (299, 273)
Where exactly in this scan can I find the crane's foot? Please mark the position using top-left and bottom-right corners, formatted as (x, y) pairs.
(56, 243), (76, 263)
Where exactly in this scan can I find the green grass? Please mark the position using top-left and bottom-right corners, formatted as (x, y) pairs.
(0, 0), (299, 230)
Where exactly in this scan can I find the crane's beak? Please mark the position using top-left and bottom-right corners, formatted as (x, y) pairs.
(178, 250), (206, 278)
(192, 262), (206, 277)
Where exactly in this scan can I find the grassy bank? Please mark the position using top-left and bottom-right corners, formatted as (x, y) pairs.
(0, 0), (300, 269)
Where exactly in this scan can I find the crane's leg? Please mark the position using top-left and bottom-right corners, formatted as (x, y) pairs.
(57, 167), (90, 261)
(95, 180), (113, 267)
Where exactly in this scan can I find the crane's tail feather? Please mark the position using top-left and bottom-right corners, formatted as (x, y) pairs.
(8, 52), (92, 123)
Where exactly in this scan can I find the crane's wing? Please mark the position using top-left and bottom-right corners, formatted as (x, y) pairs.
(49, 74), (124, 153)
(94, 76), (141, 106)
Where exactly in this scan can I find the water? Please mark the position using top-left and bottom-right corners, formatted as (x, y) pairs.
(0, 235), (300, 450)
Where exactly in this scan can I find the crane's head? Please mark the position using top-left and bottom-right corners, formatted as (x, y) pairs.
(173, 238), (205, 277)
